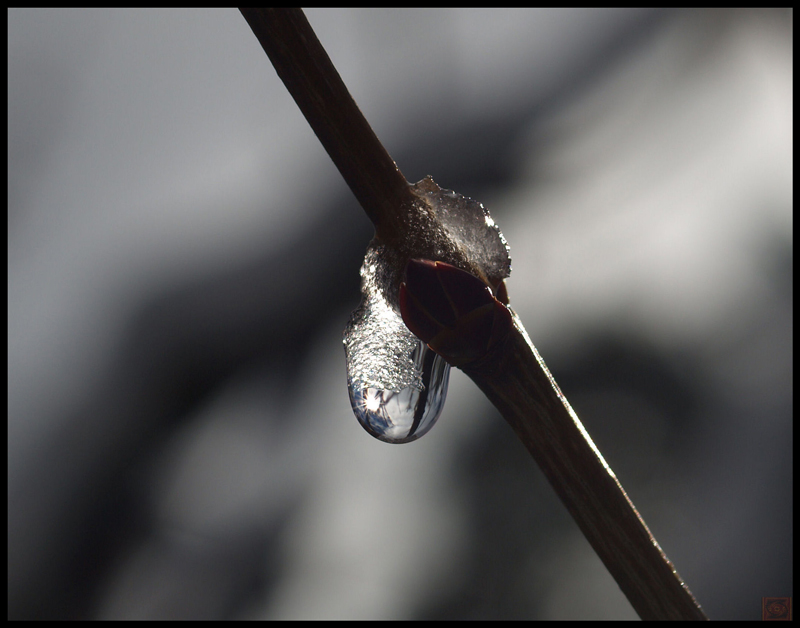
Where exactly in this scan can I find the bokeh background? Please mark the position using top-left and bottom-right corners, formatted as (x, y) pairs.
(8, 8), (792, 620)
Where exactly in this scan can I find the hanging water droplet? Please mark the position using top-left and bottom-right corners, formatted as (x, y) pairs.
(348, 340), (450, 443)
(343, 242), (451, 443)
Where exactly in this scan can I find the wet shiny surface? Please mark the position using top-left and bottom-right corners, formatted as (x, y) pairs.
(348, 341), (450, 443)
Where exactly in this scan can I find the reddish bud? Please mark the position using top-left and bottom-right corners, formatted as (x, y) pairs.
(399, 259), (512, 367)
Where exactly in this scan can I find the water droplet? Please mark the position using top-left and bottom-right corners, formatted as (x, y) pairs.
(347, 339), (450, 443)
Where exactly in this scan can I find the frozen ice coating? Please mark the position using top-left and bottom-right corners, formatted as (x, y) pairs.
(406, 176), (511, 291)
(344, 243), (424, 392)
(343, 244), (451, 443)
(344, 176), (511, 443)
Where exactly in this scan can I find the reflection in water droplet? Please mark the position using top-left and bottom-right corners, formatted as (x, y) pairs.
(348, 339), (450, 443)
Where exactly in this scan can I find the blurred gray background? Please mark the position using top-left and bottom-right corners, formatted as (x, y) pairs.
(8, 8), (792, 620)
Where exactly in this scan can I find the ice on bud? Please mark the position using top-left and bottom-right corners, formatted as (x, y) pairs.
(405, 176), (510, 294)
(343, 176), (511, 443)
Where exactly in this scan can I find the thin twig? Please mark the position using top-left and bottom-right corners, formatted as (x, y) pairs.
(240, 7), (708, 621)
(464, 315), (707, 620)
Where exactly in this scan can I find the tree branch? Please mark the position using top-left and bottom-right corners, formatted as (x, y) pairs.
(240, 7), (708, 621)
(463, 315), (707, 620)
